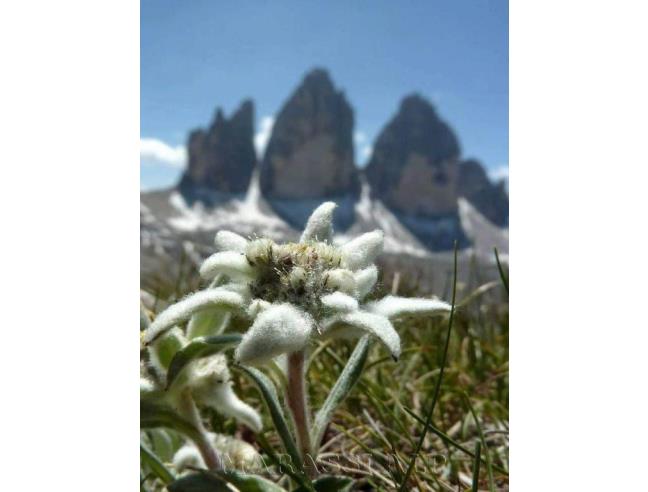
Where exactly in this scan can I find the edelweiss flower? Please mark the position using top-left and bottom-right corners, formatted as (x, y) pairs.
(143, 202), (451, 367)
(143, 321), (262, 433)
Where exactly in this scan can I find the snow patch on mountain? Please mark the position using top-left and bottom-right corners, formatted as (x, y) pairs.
(167, 172), (295, 241)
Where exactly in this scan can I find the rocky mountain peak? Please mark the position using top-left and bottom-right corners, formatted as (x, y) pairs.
(458, 159), (508, 226)
(365, 94), (461, 218)
(302, 67), (336, 93)
(259, 68), (360, 202)
(258, 68), (360, 230)
(178, 99), (256, 198)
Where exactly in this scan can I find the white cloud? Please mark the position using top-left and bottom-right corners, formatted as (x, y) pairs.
(140, 138), (186, 168)
(361, 145), (373, 160)
(489, 164), (509, 182)
(254, 116), (275, 157)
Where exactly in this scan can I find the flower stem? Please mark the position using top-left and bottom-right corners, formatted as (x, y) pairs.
(176, 390), (223, 471)
(286, 350), (315, 476)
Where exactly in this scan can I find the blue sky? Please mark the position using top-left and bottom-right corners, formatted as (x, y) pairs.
(141, 0), (508, 190)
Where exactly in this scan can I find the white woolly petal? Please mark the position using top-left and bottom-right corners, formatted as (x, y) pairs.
(325, 268), (357, 295)
(234, 304), (313, 366)
(300, 201), (337, 244)
(354, 265), (378, 300)
(321, 292), (359, 313)
(322, 311), (401, 360)
(220, 282), (252, 302)
(366, 296), (451, 320)
(200, 251), (255, 281)
(203, 383), (263, 433)
(247, 299), (271, 318)
(140, 376), (156, 394)
(189, 354), (263, 432)
(215, 230), (249, 253)
(143, 289), (245, 344)
(340, 230), (384, 270)
(173, 443), (205, 471)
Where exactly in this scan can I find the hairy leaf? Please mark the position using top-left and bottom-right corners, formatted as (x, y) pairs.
(221, 470), (288, 492)
(311, 336), (370, 450)
(140, 399), (202, 444)
(166, 334), (242, 389)
(167, 472), (229, 492)
(140, 443), (174, 485)
(236, 365), (304, 474)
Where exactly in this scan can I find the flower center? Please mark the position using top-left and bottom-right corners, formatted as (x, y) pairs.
(245, 240), (342, 311)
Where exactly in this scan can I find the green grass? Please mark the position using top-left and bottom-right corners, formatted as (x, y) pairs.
(141, 258), (509, 491)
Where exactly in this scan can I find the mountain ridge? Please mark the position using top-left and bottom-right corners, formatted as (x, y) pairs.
(143, 67), (507, 272)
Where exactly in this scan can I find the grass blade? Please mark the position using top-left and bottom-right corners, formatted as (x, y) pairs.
(255, 433), (310, 488)
(140, 305), (151, 331)
(471, 441), (482, 492)
(463, 393), (495, 491)
(398, 241), (459, 491)
(166, 334), (242, 389)
(140, 443), (175, 485)
(236, 365), (305, 476)
(311, 335), (370, 451)
(220, 469), (288, 491)
(402, 406), (508, 476)
(167, 471), (229, 492)
(140, 399), (202, 443)
(493, 247), (508, 293)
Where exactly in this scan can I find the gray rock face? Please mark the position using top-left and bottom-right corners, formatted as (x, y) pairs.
(260, 69), (360, 203)
(179, 100), (256, 198)
(365, 94), (461, 217)
(457, 159), (508, 227)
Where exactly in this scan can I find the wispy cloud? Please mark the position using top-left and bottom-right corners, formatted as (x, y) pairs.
(355, 131), (373, 164)
(254, 116), (275, 157)
(489, 164), (509, 182)
(140, 138), (187, 168)
(354, 131), (367, 145)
